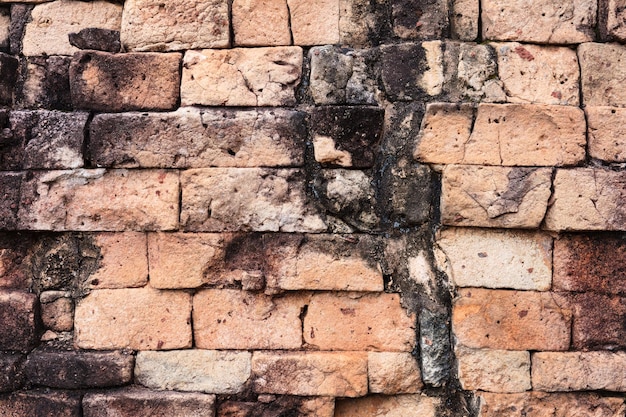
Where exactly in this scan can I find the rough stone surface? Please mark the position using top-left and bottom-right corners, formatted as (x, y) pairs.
(74, 288), (192, 350)
(22, 0), (122, 56)
(287, 0), (339, 45)
(70, 51), (181, 112)
(441, 165), (553, 228)
(579, 43), (626, 107)
(586, 106), (626, 162)
(251, 351), (367, 397)
(392, 0), (449, 40)
(0, 290), (38, 352)
(481, 0), (596, 43)
(0, 390), (81, 417)
(86, 233), (148, 289)
(600, 0), (626, 41)
(15, 56), (72, 110)
(335, 395), (439, 417)
(569, 293), (626, 349)
(368, 352), (423, 394)
(303, 292), (416, 351)
(121, 0), (229, 51)
(544, 168), (626, 231)
(218, 397), (335, 417)
(532, 352), (626, 392)
(40, 291), (73, 332)
(233, 0), (290, 46)
(0, 233), (35, 289)
(89, 108), (305, 168)
(0, 8), (8, 52)
(17, 169), (179, 231)
(452, 288), (571, 350)
(181, 168), (326, 232)
(456, 347), (531, 393)
(0, 354), (24, 392)
(339, 0), (389, 47)
(0, 52), (17, 105)
(68, 28), (121, 53)
(437, 228), (552, 290)
(181, 47), (302, 107)
(135, 350), (251, 394)
(0, 172), (24, 230)
(452, 0), (479, 40)
(419, 309), (452, 387)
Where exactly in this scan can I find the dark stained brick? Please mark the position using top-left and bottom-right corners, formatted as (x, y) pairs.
(570, 293), (626, 350)
(0, 52), (18, 105)
(0, 390), (81, 417)
(68, 28), (121, 53)
(0, 290), (39, 351)
(15, 56), (72, 110)
(0, 354), (25, 392)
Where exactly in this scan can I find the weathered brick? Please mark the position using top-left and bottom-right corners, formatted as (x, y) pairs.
(339, 0), (388, 47)
(0, 390), (81, 417)
(40, 291), (73, 332)
(569, 293), (626, 349)
(181, 47), (302, 107)
(121, 0), (228, 51)
(68, 28), (121, 53)
(181, 168), (326, 232)
(579, 43), (626, 107)
(437, 228), (552, 291)
(17, 169), (179, 231)
(587, 106), (626, 162)
(452, 288), (571, 350)
(83, 388), (216, 417)
(233, 0), (290, 46)
(0, 290), (39, 351)
(451, 0), (479, 40)
(600, 0), (626, 41)
(0, 8), (8, 52)
(368, 352), (423, 394)
(0, 354), (24, 392)
(544, 168), (626, 231)
(218, 397), (335, 417)
(287, 0), (339, 45)
(303, 292), (415, 351)
(0, 172), (23, 230)
(0, 233), (35, 289)
(441, 165), (552, 228)
(24, 350), (133, 389)
(456, 347), (530, 393)
(8, 4), (32, 56)
(86, 233), (148, 289)
(481, 0), (596, 43)
(309, 46), (354, 105)
(89, 108), (305, 168)
(335, 395), (439, 417)
(22, 0), (122, 56)
(74, 288), (192, 350)
(252, 351), (367, 397)
(0, 52), (17, 105)
(136, 350), (251, 394)
(392, 0), (448, 40)
(193, 289), (304, 349)
(15, 56), (72, 110)
(533, 352), (626, 392)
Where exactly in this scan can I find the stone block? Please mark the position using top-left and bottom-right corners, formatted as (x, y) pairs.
(40, 291), (73, 332)
(441, 165), (552, 228)
(392, 0), (448, 40)
(339, 0), (389, 47)
(335, 395), (439, 417)
(368, 352), (422, 394)
(89, 108), (305, 168)
(218, 397), (335, 417)
(287, 0), (339, 45)
(544, 168), (626, 231)
(121, 0), (228, 51)
(579, 43), (626, 107)
(303, 292), (416, 351)
(8, 4), (32, 56)
(17, 169), (179, 231)
(0, 233), (35, 289)
(181, 47), (302, 107)
(68, 28), (121, 53)
(569, 293), (626, 349)
(0, 290), (38, 351)
(22, 0), (122, 56)
(436, 228), (552, 290)
(0, 52), (17, 105)
(0, 354), (24, 392)
(451, 0), (479, 40)
(252, 351), (367, 397)
(70, 51), (181, 112)
(0, 172), (24, 230)
(586, 106), (626, 162)
(86, 233), (148, 289)
(135, 350), (251, 394)
(456, 347), (531, 393)
(309, 46), (354, 104)
(74, 288), (192, 350)
(0, 8), (8, 52)
(600, 0), (626, 41)
(233, 0), (290, 46)
(15, 56), (72, 110)
(452, 288), (571, 350)
(0, 390), (81, 417)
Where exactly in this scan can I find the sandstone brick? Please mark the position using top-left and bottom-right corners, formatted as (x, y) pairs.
(533, 352), (626, 392)
(181, 47), (302, 107)
(121, 0), (228, 51)
(0, 233), (35, 289)
(0, 52), (17, 105)
(0, 390), (81, 417)
(569, 293), (626, 349)
(579, 43), (626, 107)
(303, 292), (416, 351)
(15, 56), (72, 110)
(89, 108), (305, 169)
(68, 28), (121, 53)
(136, 350), (251, 394)
(339, 0), (388, 47)
(181, 168), (326, 232)
(22, 0), (122, 56)
(70, 51), (181, 112)
(74, 288), (192, 350)
(233, 0), (290, 46)
(17, 169), (179, 231)
(493, 43), (580, 105)
(0, 290), (39, 351)
(86, 233), (148, 289)
(368, 352), (423, 394)
(544, 169), (626, 231)
(252, 351), (367, 397)
(393, 0), (448, 40)
(40, 291), (73, 332)
(0, 8), (8, 52)
(456, 347), (530, 393)
(441, 165), (552, 228)
(24, 350), (133, 389)
(452, 288), (571, 350)
(600, 0), (626, 41)
(451, 0), (479, 40)
(193, 289), (304, 349)
(335, 395), (439, 417)
(217, 397), (335, 417)
(287, 0), (339, 45)
(436, 228), (552, 291)
(478, 392), (626, 417)
(0, 172), (24, 230)
(587, 106), (626, 162)
(481, 0), (596, 43)
(83, 388), (216, 417)
(0, 354), (24, 392)
(309, 46), (354, 104)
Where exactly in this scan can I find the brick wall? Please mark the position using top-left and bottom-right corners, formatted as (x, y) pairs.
(0, 0), (625, 416)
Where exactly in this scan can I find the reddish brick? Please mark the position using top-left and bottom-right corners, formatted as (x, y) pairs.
(0, 390), (81, 417)
(0, 172), (23, 230)
(0, 290), (39, 352)
(569, 293), (626, 349)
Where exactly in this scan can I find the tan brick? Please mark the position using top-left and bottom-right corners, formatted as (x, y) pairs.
(368, 352), (423, 394)
(303, 292), (415, 351)
(181, 48), (302, 107)
(478, 392), (626, 417)
(74, 288), (192, 350)
(580, 43), (626, 107)
(544, 168), (626, 231)
(436, 228), (552, 290)
(335, 395), (439, 417)
(40, 291), (73, 332)
(121, 0), (229, 51)
(601, 0), (626, 42)
(456, 347), (530, 393)
(288, 0), (339, 45)
(452, 0), (479, 40)
(493, 43), (580, 105)
(193, 289), (303, 349)
(252, 351), (367, 397)
(532, 352), (626, 392)
(233, 0), (291, 46)
(587, 106), (626, 162)
(481, 0), (596, 43)
(452, 288), (571, 350)
(441, 165), (552, 228)
(22, 0), (122, 56)
(136, 350), (251, 394)
(86, 233), (148, 289)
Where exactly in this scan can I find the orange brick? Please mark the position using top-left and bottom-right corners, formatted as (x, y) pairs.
(87, 233), (148, 289)
(335, 395), (439, 417)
